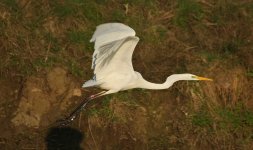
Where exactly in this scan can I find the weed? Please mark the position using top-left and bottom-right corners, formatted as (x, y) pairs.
(2, 0), (19, 12)
(94, 0), (108, 5)
(141, 25), (167, 44)
(123, 0), (155, 8)
(67, 29), (94, 51)
(88, 95), (117, 121)
(81, 1), (104, 24)
(192, 102), (253, 130)
(192, 110), (212, 127)
(246, 71), (253, 77)
(156, 26), (167, 39)
(68, 31), (86, 44)
(174, 0), (203, 27)
(45, 33), (61, 53)
(216, 104), (253, 129)
(111, 9), (126, 22)
(67, 60), (83, 77)
(71, 0), (85, 4)
(50, 0), (77, 18)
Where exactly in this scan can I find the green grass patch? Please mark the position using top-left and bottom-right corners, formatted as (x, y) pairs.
(216, 105), (253, 128)
(2, 0), (19, 12)
(81, 1), (104, 24)
(88, 95), (117, 121)
(67, 60), (83, 77)
(111, 9), (126, 22)
(192, 102), (253, 129)
(44, 33), (61, 53)
(246, 71), (253, 77)
(192, 108), (213, 127)
(123, 0), (156, 8)
(68, 31), (87, 44)
(67, 30), (94, 51)
(50, 0), (77, 18)
(173, 0), (203, 27)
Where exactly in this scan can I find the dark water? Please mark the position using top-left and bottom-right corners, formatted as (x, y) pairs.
(45, 127), (84, 150)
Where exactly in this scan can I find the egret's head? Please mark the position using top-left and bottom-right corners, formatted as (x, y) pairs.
(185, 74), (213, 81)
(168, 74), (213, 81)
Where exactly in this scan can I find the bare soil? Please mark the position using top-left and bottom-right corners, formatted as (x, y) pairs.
(1, 0), (253, 150)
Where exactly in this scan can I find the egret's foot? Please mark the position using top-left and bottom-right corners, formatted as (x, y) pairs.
(55, 115), (77, 126)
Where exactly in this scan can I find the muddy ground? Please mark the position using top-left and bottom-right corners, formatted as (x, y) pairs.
(0, 0), (253, 150)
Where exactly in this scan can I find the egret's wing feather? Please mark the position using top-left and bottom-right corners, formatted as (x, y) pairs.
(82, 79), (100, 88)
(90, 23), (135, 48)
(93, 36), (139, 82)
(88, 23), (139, 82)
(91, 23), (136, 69)
(92, 38), (126, 70)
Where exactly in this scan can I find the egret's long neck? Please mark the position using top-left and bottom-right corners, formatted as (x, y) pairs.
(137, 74), (187, 90)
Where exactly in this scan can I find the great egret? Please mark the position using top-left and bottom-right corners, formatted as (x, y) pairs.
(58, 23), (212, 125)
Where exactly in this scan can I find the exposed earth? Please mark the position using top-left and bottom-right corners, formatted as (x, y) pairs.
(1, 0), (253, 149)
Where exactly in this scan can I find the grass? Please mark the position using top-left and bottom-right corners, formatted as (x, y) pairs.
(188, 101), (253, 149)
(148, 135), (171, 149)
(87, 95), (117, 122)
(247, 71), (253, 77)
(221, 39), (244, 55)
(50, 0), (77, 18)
(199, 51), (221, 62)
(68, 31), (87, 44)
(1, 0), (253, 149)
(2, 0), (19, 12)
(67, 60), (83, 77)
(191, 102), (253, 130)
(174, 0), (203, 27)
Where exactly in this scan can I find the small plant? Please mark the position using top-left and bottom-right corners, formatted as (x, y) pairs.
(174, 0), (203, 27)
(50, 0), (81, 18)
(68, 31), (87, 44)
(216, 104), (253, 129)
(3, 0), (19, 12)
(123, 0), (155, 7)
(67, 60), (83, 77)
(246, 71), (253, 77)
(45, 33), (61, 53)
(81, 1), (103, 24)
(192, 110), (212, 127)
(111, 10), (126, 22)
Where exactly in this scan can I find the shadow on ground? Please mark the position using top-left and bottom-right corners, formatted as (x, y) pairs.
(45, 127), (84, 150)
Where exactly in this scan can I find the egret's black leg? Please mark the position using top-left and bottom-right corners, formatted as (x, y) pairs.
(55, 91), (106, 126)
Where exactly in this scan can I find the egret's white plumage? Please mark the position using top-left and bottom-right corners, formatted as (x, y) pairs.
(58, 23), (213, 125)
(82, 23), (212, 98)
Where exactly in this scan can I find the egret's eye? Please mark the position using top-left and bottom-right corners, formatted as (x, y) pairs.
(192, 76), (197, 78)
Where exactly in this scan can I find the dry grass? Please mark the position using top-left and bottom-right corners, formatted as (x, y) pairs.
(0, 0), (253, 149)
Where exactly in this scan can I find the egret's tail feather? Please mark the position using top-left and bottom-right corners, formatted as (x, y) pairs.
(82, 80), (99, 88)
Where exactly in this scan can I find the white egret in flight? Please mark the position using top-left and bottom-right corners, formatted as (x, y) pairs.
(58, 23), (212, 125)
(82, 23), (212, 97)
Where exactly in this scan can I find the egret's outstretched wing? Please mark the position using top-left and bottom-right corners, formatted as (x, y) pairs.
(90, 23), (139, 80)
(90, 23), (136, 51)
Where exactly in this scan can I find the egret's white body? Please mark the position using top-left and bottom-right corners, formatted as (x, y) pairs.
(82, 23), (212, 97)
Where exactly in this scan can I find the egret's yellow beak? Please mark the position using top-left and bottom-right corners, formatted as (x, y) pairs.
(196, 76), (213, 81)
